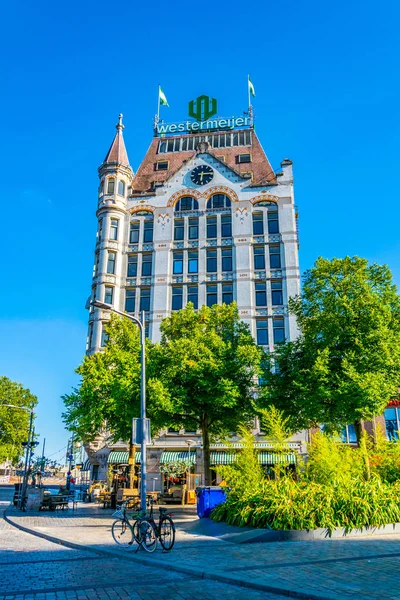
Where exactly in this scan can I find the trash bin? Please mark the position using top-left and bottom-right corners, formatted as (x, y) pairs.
(195, 486), (226, 518)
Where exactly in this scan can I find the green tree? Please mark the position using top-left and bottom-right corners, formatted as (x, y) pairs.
(62, 315), (160, 487)
(260, 257), (400, 441)
(0, 376), (37, 464)
(149, 303), (261, 485)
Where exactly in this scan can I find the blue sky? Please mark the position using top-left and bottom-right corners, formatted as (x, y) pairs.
(0, 0), (399, 458)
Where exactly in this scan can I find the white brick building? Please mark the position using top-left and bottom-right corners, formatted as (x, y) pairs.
(85, 107), (304, 486)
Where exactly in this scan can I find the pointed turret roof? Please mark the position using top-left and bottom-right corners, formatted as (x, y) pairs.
(103, 114), (130, 166)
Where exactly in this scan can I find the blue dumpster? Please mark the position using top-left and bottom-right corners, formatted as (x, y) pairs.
(196, 486), (226, 518)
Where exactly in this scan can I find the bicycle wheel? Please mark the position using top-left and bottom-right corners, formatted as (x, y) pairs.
(138, 519), (158, 553)
(159, 516), (175, 552)
(111, 519), (134, 548)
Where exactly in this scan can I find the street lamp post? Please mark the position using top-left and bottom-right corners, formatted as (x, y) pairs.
(0, 403), (35, 509)
(186, 440), (196, 495)
(90, 300), (148, 513)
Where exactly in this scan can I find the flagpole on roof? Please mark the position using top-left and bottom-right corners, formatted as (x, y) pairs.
(157, 84), (161, 122)
(248, 74), (255, 128)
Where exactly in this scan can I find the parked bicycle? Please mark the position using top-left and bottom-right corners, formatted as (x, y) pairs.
(143, 496), (175, 552)
(111, 497), (175, 553)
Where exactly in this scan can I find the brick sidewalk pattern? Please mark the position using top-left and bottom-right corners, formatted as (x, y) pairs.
(5, 502), (400, 599)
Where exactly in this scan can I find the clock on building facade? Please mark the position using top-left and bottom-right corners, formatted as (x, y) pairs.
(190, 165), (214, 186)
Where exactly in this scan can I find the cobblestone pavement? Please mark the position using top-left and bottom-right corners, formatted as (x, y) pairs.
(6, 497), (400, 600)
(0, 495), (286, 600)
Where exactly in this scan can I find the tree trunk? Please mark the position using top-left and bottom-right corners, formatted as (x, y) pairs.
(354, 419), (364, 446)
(128, 436), (136, 489)
(201, 414), (211, 486)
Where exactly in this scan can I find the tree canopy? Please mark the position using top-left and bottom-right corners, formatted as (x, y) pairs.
(149, 303), (261, 484)
(62, 315), (147, 443)
(0, 376), (37, 464)
(259, 257), (400, 439)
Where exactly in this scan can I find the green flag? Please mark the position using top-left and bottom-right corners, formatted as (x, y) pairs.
(248, 76), (256, 98)
(159, 86), (169, 107)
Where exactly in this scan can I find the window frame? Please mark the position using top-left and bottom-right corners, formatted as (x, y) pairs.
(107, 251), (116, 275)
(104, 286), (114, 305)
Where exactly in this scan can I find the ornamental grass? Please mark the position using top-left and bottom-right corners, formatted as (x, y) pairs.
(211, 416), (400, 532)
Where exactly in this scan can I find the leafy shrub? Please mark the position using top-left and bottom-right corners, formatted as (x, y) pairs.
(212, 477), (400, 533)
(211, 414), (400, 532)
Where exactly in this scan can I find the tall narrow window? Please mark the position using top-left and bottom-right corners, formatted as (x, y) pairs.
(188, 251), (198, 274)
(255, 282), (267, 307)
(188, 217), (199, 240)
(141, 253), (152, 277)
(273, 317), (285, 343)
(117, 180), (125, 196)
(130, 221), (140, 244)
(172, 286), (183, 310)
(104, 286), (114, 305)
(269, 245), (281, 268)
(110, 219), (119, 240)
(271, 280), (283, 305)
(94, 252), (100, 277)
(98, 218), (103, 241)
(206, 250), (217, 273)
(143, 220), (153, 243)
(268, 212), (279, 234)
(187, 286), (198, 309)
(207, 284), (218, 307)
(87, 323), (93, 349)
(101, 324), (109, 347)
(221, 215), (232, 238)
(222, 248), (232, 272)
(222, 283), (233, 304)
(207, 216), (217, 239)
(174, 219), (184, 241)
(253, 212), (264, 235)
(127, 254), (138, 277)
(173, 252), (183, 275)
(107, 252), (116, 274)
(139, 288), (151, 312)
(107, 179), (115, 194)
(99, 180), (104, 197)
(256, 319), (268, 345)
(253, 246), (265, 270)
(125, 289), (136, 313)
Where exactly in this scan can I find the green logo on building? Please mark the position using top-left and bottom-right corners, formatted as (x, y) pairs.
(188, 95), (218, 122)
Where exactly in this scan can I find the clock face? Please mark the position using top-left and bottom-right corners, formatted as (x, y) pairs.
(190, 165), (214, 186)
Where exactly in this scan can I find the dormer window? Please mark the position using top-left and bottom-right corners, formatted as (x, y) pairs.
(118, 180), (125, 196)
(238, 153), (251, 164)
(155, 161), (169, 171)
(107, 178), (115, 194)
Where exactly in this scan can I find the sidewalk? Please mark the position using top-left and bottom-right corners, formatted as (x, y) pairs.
(6, 501), (400, 600)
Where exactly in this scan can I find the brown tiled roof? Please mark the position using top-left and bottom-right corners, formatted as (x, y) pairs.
(104, 127), (130, 166)
(131, 130), (276, 194)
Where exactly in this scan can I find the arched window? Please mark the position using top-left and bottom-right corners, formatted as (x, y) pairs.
(175, 197), (199, 211)
(206, 194), (231, 210)
(99, 180), (104, 196)
(107, 178), (115, 194)
(254, 200), (276, 207)
(118, 180), (125, 196)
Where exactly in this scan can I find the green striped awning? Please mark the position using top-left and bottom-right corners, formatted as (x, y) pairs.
(160, 451), (196, 464)
(108, 451), (141, 464)
(259, 452), (297, 465)
(210, 451), (297, 466)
